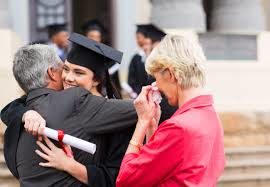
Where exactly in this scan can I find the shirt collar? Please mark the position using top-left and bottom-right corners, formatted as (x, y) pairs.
(26, 88), (55, 103)
(173, 95), (214, 116)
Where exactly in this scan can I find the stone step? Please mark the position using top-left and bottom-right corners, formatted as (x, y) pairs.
(226, 147), (270, 161)
(218, 173), (270, 187)
(0, 179), (19, 187)
(223, 159), (270, 175)
(0, 145), (9, 169)
(0, 154), (6, 169)
(0, 144), (8, 171)
(0, 169), (14, 179)
(0, 147), (14, 179)
(220, 147), (270, 186)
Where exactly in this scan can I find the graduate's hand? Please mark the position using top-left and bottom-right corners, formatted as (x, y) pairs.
(35, 136), (74, 171)
(134, 86), (156, 128)
(23, 110), (46, 141)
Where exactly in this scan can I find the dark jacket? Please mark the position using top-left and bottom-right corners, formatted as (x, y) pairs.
(1, 87), (137, 187)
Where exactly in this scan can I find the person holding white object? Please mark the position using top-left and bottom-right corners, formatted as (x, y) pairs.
(42, 127), (96, 155)
(1, 33), (137, 187)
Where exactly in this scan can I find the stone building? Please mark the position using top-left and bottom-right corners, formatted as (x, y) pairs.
(1, 0), (270, 186)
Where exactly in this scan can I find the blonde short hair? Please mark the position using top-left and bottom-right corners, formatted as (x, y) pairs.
(145, 35), (206, 89)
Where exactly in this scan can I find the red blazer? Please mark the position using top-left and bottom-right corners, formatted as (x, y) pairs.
(117, 95), (225, 187)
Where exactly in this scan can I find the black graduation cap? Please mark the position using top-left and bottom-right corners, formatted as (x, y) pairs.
(136, 24), (150, 36)
(47, 23), (67, 38)
(67, 33), (123, 73)
(145, 24), (166, 43)
(81, 19), (106, 36)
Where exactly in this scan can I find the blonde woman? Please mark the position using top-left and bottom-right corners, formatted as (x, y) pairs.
(116, 35), (225, 187)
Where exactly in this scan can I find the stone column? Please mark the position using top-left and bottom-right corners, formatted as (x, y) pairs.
(211, 0), (266, 34)
(261, 0), (270, 30)
(151, 0), (206, 32)
(112, 0), (137, 82)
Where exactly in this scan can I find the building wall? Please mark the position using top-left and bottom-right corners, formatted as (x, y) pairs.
(135, 0), (151, 24)
(131, 1), (270, 148)
(0, 1), (24, 132)
(112, 0), (137, 82)
(132, 0), (270, 111)
(8, 0), (29, 43)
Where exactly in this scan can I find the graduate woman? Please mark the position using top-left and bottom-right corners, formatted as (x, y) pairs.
(81, 19), (122, 97)
(33, 33), (132, 186)
(2, 33), (136, 187)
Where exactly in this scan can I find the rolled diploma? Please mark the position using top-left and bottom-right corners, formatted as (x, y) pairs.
(43, 127), (96, 154)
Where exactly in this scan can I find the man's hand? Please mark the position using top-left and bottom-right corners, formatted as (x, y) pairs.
(22, 110), (46, 140)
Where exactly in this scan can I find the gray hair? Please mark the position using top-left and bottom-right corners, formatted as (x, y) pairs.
(13, 44), (62, 93)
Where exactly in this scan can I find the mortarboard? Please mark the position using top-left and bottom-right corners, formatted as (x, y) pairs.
(47, 23), (67, 38)
(144, 24), (166, 43)
(136, 24), (150, 36)
(67, 33), (123, 73)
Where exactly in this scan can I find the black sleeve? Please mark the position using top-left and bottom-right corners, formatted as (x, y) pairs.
(58, 87), (136, 134)
(86, 128), (133, 187)
(86, 164), (117, 187)
(1, 95), (27, 126)
(83, 98), (137, 135)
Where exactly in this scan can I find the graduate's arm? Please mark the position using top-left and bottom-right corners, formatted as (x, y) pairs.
(35, 136), (88, 184)
(0, 96), (27, 126)
(73, 87), (138, 133)
(86, 131), (133, 187)
(64, 159), (118, 187)
(85, 99), (138, 134)
(61, 151), (119, 187)
(62, 158), (88, 184)
(64, 160), (118, 187)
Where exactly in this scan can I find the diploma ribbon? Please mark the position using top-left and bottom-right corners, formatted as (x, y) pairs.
(57, 130), (73, 157)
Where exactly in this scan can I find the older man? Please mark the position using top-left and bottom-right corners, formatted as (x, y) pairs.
(1, 43), (137, 187)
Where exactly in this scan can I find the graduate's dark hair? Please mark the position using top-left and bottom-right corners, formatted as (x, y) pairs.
(136, 25), (149, 37)
(93, 70), (122, 99)
(81, 19), (106, 42)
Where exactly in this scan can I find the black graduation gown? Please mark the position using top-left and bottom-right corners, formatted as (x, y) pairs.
(128, 54), (148, 94)
(1, 87), (137, 187)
